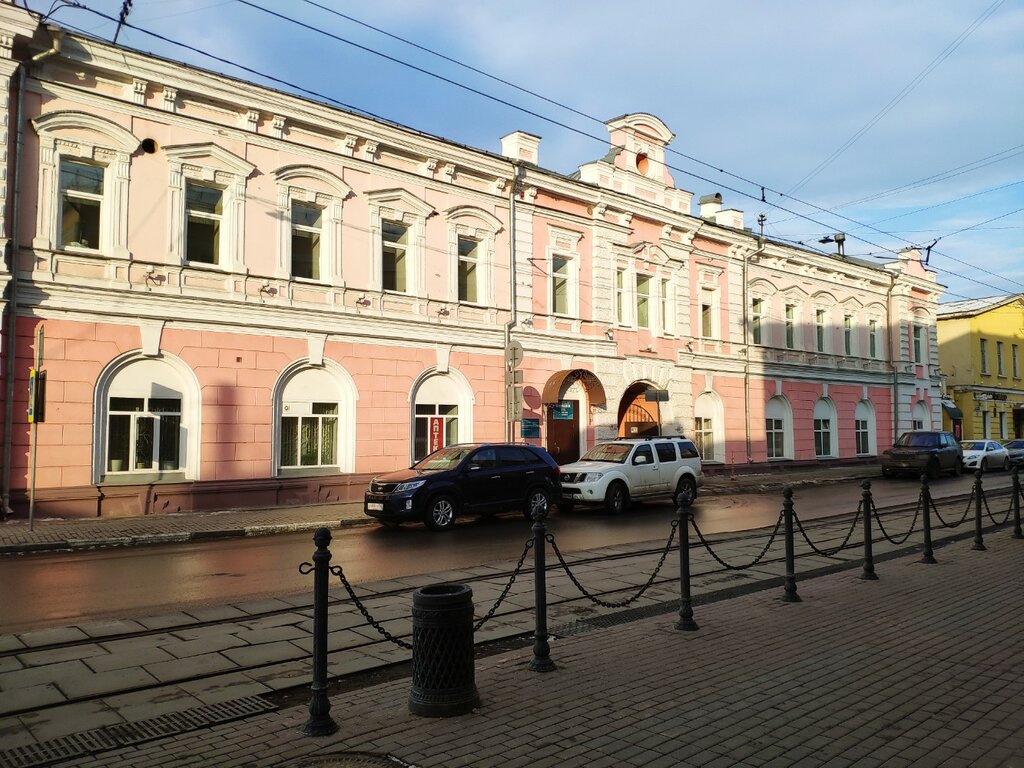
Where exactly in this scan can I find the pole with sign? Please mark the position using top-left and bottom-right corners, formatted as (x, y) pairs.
(28, 326), (44, 531)
(505, 340), (524, 441)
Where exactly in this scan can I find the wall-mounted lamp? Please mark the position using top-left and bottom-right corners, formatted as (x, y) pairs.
(520, 316), (533, 327)
(143, 264), (162, 291)
(605, 329), (614, 341)
(686, 341), (694, 353)
(258, 279), (277, 299)
(437, 305), (450, 317)
(355, 295), (372, 307)
(641, 344), (656, 353)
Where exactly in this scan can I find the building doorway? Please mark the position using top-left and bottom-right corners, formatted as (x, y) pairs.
(618, 382), (661, 438)
(546, 399), (580, 466)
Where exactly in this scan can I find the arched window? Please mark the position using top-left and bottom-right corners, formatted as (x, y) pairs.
(813, 398), (838, 458)
(274, 361), (357, 474)
(694, 391), (724, 463)
(94, 353), (201, 482)
(854, 400), (877, 456)
(912, 400), (931, 431)
(411, 369), (474, 462)
(765, 396), (793, 460)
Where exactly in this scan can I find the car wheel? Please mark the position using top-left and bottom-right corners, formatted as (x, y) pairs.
(675, 476), (697, 508)
(953, 459), (963, 476)
(424, 495), (457, 531)
(604, 481), (630, 514)
(1003, 458), (1010, 471)
(981, 458), (988, 473)
(927, 459), (941, 481)
(523, 487), (551, 520)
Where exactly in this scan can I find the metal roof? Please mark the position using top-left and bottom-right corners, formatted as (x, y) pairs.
(936, 294), (1021, 318)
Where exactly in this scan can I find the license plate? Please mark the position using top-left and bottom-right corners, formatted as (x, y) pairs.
(367, 502), (384, 511)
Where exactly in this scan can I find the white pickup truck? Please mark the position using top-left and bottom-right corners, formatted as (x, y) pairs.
(558, 436), (703, 513)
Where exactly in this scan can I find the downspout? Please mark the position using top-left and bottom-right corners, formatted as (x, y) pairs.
(886, 272), (899, 444)
(503, 162), (524, 442)
(2, 27), (63, 519)
(742, 237), (766, 464)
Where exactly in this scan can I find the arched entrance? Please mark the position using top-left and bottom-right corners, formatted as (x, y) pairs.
(541, 369), (606, 465)
(618, 382), (662, 438)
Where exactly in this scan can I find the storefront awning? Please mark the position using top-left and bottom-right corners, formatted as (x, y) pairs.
(542, 369), (606, 407)
(941, 398), (964, 420)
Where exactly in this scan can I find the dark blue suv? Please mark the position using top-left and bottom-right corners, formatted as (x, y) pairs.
(363, 443), (560, 531)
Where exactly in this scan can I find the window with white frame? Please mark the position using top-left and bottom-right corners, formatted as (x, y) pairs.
(854, 400), (875, 456)
(615, 268), (626, 324)
(382, 220), (410, 293)
(32, 111), (139, 259)
(275, 363), (356, 475)
(367, 188), (431, 296)
(447, 206), (500, 306)
(700, 288), (717, 338)
(165, 143), (255, 271)
(107, 396), (182, 474)
(815, 308), (827, 352)
(813, 398), (837, 458)
(869, 319), (879, 359)
(636, 273), (652, 329)
(765, 396), (792, 460)
(457, 237), (479, 303)
(415, 403), (459, 461)
(912, 324), (923, 363)
(980, 338), (989, 374)
(751, 298), (764, 345)
(551, 254), (573, 315)
(912, 400), (930, 431)
(412, 370), (473, 463)
(660, 278), (672, 335)
(785, 304), (796, 349)
(844, 314), (853, 355)
(273, 165), (351, 285)
(694, 417), (714, 460)
(694, 392), (723, 462)
(997, 341), (1005, 376)
(546, 227), (582, 319)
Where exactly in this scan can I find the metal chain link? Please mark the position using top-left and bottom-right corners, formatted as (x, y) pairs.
(793, 503), (861, 558)
(871, 496), (920, 546)
(983, 486), (1011, 525)
(544, 519), (678, 609)
(328, 564), (413, 650)
(691, 512), (783, 570)
(931, 489), (973, 528)
(473, 538), (534, 631)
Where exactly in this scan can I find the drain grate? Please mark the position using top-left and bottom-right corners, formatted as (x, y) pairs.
(0, 696), (276, 768)
(290, 754), (414, 767)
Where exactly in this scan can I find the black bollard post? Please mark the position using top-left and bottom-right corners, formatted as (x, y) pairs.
(302, 527), (338, 737)
(919, 474), (936, 564)
(1012, 467), (1023, 540)
(781, 487), (801, 603)
(860, 479), (878, 581)
(675, 503), (698, 630)
(972, 470), (986, 551)
(529, 507), (555, 672)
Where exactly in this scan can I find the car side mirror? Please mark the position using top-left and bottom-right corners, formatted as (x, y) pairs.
(634, 455), (649, 465)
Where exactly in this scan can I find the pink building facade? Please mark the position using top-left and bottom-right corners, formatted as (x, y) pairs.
(0, 6), (944, 519)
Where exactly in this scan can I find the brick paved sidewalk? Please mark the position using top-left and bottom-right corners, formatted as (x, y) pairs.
(58, 523), (1024, 767)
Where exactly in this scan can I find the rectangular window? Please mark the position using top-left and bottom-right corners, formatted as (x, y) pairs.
(59, 159), (103, 250)
(694, 417), (714, 461)
(815, 309), (826, 352)
(280, 402), (339, 468)
(382, 220), (409, 292)
(291, 202), (322, 280)
(1014, 344), (1020, 378)
(980, 338), (988, 374)
(615, 268), (625, 324)
(551, 255), (570, 315)
(414, 403), (458, 461)
(996, 341), (1005, 376)
(636, 274), (651, 329)
(766, 417), (784, 459)
(185, 182), (223, 265)
(855, 419), (869, 455)
(869, 319), (879, 358)
(844, 314), (853, 356)
(660, 278), (671, 334)
(751, 298), (763, 345)
(106, 396), (181, 473)
(785, 304), (796, 349)
(913, 324), (923, 363)
(813, 418), (831, 457)
(457, 237), (479, 303)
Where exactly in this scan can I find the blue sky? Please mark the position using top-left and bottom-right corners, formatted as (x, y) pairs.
(28, 0), (1024, 303)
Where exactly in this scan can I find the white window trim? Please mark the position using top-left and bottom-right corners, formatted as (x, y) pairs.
(366, 188), (432, 295)
(814, 307), (829, 353)
(784, 302), (799, 349)
(765, 396), (794, 460)
(813, 398), (838, 459)
(165, 143), (256, 272)
(273, 165), (352, 285)
(446, 206), (501, 306)
(700, 287), (720, 339)
(635, 271), (654, 330)
(868, 317), (882, 359)
(409, 367), (476, 465)
(751, 296), (766, 345)
(659, 276), (675, 336)
(271, 358), (358, 476)
(546, 226), (583, 319)
(32, 111), (139, 259)
(854, 399), (877, 456)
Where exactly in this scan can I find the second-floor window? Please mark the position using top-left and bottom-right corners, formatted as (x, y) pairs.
(636, 274), (651, 329)
(913, 324), (923, 362)
(185, 182), (223, 265)
(751, 298), (764, 344)
(552, 255), (573, 316)
(660, 278), (672, 334)
(869, 319), (879, 358)
(815, 309), (826, 352)
(1014, 344), (1020, 378)
(382, 221), (409, 292)
(844, 314), (853, 355)
(59, 159), (103, 250)
(997, 341), (1005, 376)
(291, 202), (322, 280)
(457, 237), (479, 303)
(615, 269), (625, 324)
(785, 304), (796, 349)
(980, 338), (989, 374)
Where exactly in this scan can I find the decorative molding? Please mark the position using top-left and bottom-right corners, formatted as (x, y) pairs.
(240, 109), (260, 132)
(162, 86), (178, 112)
(271, 115), (286, 139)
(130, 79), (147, 105)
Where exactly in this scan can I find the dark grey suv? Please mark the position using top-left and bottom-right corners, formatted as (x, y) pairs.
(880, 431), (963, 479)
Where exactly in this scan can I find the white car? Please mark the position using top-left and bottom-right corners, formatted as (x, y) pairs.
(559, 437), (703, 513)
(961, 440), (1010, 472)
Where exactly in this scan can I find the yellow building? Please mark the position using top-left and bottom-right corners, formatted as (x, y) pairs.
(937, 295), (1024, 441)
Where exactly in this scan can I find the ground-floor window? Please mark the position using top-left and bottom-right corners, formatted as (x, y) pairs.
(855, 419), (870, 455)
(280, 402), (338, 468)
(694, 416), (714, 461)
(107, 396), (181, 473)
(766, 417), (785, 459)
(813, 419), (832, 457)
(415, 404), (458, 460)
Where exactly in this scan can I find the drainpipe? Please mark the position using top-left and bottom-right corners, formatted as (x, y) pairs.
(2, 27), (63, 519)
(503, 163), (524, 442)
(742, 237), (766, 464)
(886, 272), (899, 444)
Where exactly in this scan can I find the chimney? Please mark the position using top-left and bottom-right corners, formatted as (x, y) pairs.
(500, 131), (541, 166)
(699, 192), (723, 219)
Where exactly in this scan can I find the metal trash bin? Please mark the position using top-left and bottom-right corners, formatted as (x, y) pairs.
(408, 583), (480, 717)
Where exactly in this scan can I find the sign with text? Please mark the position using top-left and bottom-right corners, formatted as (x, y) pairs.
(520, 418), (541, 438)
(428, 416), (445, 453)
(552, 400), (574, 420)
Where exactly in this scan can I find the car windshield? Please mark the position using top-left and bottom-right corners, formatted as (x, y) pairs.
(413, 446), (475, 471)
(579, 443), (631, 463)
(1005, 440), (1024, 449)
(895, 433), (938, 448)
(961, 441), (987, 451)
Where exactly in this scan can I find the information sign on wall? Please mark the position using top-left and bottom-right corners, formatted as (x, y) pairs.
(552, 400), (574, 420)
(428, 416), (445, 452)
(520, 418), (541, 438)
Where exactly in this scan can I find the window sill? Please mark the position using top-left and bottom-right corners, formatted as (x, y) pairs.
(60, 245), (103, 256)
(278, 466), (343, 478)
(292, 276), (327, 285)
(186, 260), (229, 273)
(102, 471), (187, 485)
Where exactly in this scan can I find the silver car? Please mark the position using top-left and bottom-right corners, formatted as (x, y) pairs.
(961, 440), (1010, 472)
(1003, 439), (1024, 467)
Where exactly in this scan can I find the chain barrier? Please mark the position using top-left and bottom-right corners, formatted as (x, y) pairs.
(792, 503), (861, 558)
(931, 488), (973, 529)
(984, 485), (1011, 526)
(473, 538), (534, 631)
(327, 563), (413, 650)
(870, 495), (920, 546)
(691, 511), (784, 570)
(545, 520), (678, 609)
